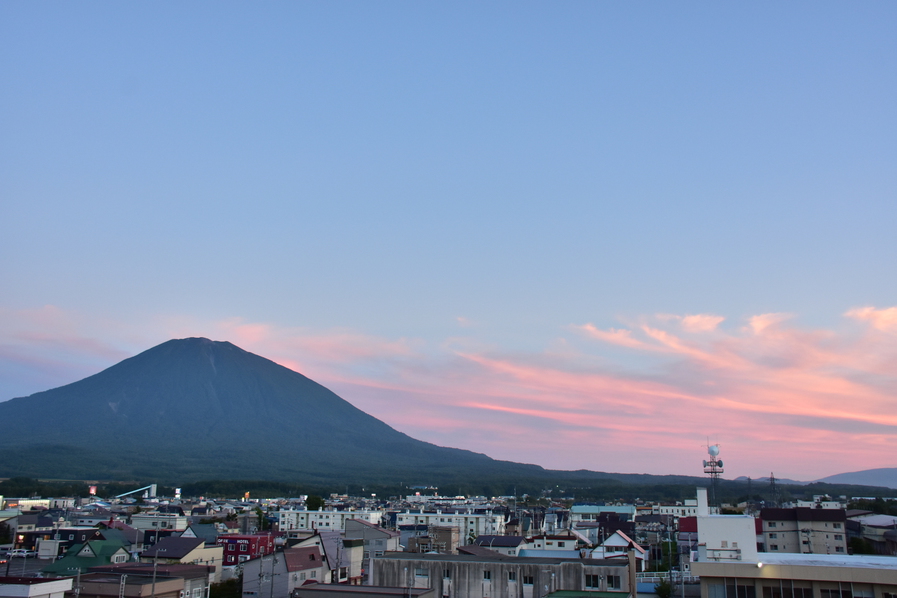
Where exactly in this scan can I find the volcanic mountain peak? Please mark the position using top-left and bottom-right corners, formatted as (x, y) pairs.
(0, 337), (525, 483)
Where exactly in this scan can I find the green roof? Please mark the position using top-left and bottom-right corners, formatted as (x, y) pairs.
(42, 540), (130, 575)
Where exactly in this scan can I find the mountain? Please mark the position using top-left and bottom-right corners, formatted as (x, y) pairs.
(0, 338), (546, 484)
(815, 468), (897, 490)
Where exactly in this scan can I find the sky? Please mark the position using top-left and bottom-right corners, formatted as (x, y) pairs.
(2, 2), (896, 483)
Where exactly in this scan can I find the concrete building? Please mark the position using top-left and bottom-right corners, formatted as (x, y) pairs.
(293, 585), (436, 598)
(692, 552), (897, 598)
(759, 508), (847, 555)
(408, 527), (462, 555)
(277, 510), (382, 532)
(0, 577), (72, 598)
(371, 552), (634, 598)
(394, 511), (504, 541)
(569, 505), (636, 526)
(694, 489), (759, 564)
(129, 514), (188, 533)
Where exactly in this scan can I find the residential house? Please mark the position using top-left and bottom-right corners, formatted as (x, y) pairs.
(589, 531), (647, 571)
(42, 540), (132, 575)
(470, 536), (527, 557)
(241, 546), (328, 598)
(292, 532), (364, 584)
(140, 537), (223, 568)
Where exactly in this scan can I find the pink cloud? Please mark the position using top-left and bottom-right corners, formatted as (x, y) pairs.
(4, 306), (897, 480)
(846, 306), (897, 331)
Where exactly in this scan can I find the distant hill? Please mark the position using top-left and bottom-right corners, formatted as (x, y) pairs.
(814, 468), (897, 490)
(734, 475), (809, 486)
(0, 338), (547, 484)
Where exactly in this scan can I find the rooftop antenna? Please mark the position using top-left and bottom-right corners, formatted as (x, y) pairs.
(703, 442), (724, 511)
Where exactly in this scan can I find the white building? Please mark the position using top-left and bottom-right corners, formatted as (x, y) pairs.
(654, 499), (699, 517)
(130, 513), (189, 531)
(694, 488), (758, 563)
(394, 509), (504, 539)
(277, 509), (382, 532)
(569, 505), (637, 526)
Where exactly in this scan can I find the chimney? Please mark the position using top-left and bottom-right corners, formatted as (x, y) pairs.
(697, 487), (709, 517)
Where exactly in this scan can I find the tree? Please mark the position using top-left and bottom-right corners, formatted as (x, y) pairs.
(306, 495), (325, 511)
(655, 579), (673, 598)
(849, 537), (876, 555)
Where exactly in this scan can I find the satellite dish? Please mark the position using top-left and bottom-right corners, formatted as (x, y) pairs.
(708, 444), (720, 457)
(717, 460), (724, 467)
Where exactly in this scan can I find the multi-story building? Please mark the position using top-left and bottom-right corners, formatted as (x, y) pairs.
(130, 513), (188, 532)
(394, 510), (504, 540)
(759, 508), (848, 555)
(277, 509), (382, 532)
(693, 551), (897, 598)
(216, 532), (277, 566)
(569, 505), (636, 526)
(372, 552), (634, 598)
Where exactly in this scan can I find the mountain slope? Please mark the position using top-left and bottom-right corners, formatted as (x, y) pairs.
(815, 468), (897, 490)
(0, 338), (542, 483)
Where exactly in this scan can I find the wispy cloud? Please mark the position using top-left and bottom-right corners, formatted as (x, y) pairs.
(2, 306), (896, 480)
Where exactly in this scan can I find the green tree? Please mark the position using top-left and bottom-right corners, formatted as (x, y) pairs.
(655, 580), (673, 598)
(305, 495), (325, 511)
(849, 537), (876, 555)
(210, 577), (242, 598)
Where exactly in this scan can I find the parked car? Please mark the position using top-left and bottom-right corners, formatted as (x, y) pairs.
(8, 548), (36, 558)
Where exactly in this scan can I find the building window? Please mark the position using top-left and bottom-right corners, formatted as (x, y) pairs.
(483, 571), (491, 581)
(768, 533), (777, 539)
(835, 546), (845, 553)
(833, 523), (842, 529)
(240, 544), (247, 551)
(607, 575), (621, 590)
(415, 568), (428, 578)
(770, 544), (778, 551)
(444, 570), (451, 579)
(558, 541), (565, 548)
(834, 535), (843, 541)
(523, 576), (534, 585)
(768, 522), (777, 528)
(508, 572), (516, 582)
(585, 575), (601, 589)
(311, 571), (316, 579)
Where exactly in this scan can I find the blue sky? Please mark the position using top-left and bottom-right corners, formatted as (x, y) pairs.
(2, 2), (896, 480)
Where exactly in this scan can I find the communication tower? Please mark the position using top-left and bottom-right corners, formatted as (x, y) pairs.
(703, 444), (724, 509)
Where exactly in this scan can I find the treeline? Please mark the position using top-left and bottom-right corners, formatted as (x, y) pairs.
(3, 474), (895, 504)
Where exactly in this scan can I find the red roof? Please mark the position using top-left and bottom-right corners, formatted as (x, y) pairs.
(283, 546), (325, 572)
(678, 517), (697, 533)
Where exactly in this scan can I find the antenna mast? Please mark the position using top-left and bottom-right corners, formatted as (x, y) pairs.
(703, 443), (724, 510)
